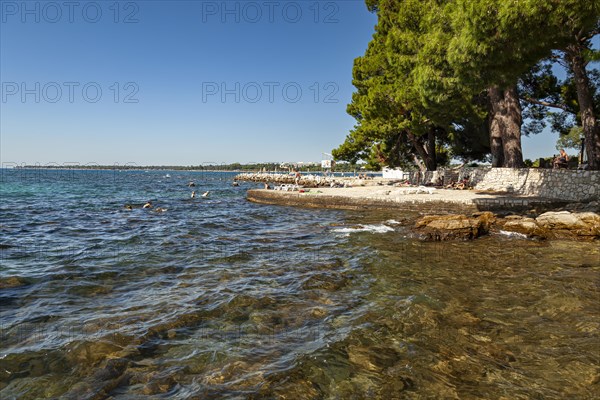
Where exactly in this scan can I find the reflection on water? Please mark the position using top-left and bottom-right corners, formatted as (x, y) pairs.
(1, 170), (598, 399)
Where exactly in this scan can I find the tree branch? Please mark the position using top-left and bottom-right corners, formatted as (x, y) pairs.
(548, 52), (563, 62)
(523, 97), (569, 111)
(581, 28), (599, 42)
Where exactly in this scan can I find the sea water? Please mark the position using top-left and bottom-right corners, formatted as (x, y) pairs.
(0, 170), (598, 399)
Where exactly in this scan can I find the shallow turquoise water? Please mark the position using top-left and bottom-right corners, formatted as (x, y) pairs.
(1, 169), (598, 399)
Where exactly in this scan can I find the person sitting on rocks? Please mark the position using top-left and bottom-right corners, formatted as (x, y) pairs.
(553, 149), (569, 169)
(454, 177), (470, 190)
(445, 179), (457, 189)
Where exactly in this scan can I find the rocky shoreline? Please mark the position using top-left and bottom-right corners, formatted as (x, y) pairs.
(246, 188), (599, 241)
(235, 172), (370, 187)
(414, 210), (600, 241)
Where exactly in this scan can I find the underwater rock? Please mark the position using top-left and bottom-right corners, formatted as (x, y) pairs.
(301, 273), (349, 291)
(65, 340), (124, 367)
(0, 276), (31, 289)
(63, 358), (130, 400)
(309, 307), (328, 319)
(347, 345), (381, 372)
(131, 367), (186, 395)
(0, 350), (70, 383)
(202, 360), (266, 390)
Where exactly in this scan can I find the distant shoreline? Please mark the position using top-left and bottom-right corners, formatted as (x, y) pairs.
(5, 164), (364, 173)
(4, 168), (347, 174)
(8, 167), (249, 172)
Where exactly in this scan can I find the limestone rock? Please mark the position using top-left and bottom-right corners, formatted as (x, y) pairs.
(414, 212), (495, 241)
(496, 211), (600, 240)
(536, 211), (587, 229)
(416, 211), (599, 240)
(497, 216), (545, 237)
(536, 211), (600, 239)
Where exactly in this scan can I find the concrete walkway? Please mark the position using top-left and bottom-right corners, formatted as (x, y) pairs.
(247, 187), (570, 214)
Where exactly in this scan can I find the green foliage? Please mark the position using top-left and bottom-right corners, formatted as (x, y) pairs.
(334, 0), (490, 170)
(520, 59), (600, 137)
(335, 0), (600, 170)
(446, 0), (597, 88)
(585, 48), (600, 63)
(557, 126), (584, 151)
(531, 157), (554, 168)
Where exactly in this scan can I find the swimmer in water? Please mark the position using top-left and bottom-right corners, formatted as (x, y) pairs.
(201, 191), (210, 197)
(143, 201), (153, 209)
(188, 181), (196, 187)
(124, 204), (133, 210)
(191, 191), (196, 198)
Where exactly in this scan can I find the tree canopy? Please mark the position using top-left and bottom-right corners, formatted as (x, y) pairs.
(334, 0), (600, 170)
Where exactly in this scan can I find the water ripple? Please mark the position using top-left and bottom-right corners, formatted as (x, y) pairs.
(1, 170), (598, 399)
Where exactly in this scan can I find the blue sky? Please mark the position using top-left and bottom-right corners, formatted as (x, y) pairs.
(0, 1), (597, 166)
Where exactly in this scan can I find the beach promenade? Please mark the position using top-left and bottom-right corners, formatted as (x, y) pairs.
(247, 187), (575, 214)
(241, 167), (600, 214)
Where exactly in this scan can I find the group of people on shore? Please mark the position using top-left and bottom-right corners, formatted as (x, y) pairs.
(444, 177), (472, 190)
(357, 173), (374, 179)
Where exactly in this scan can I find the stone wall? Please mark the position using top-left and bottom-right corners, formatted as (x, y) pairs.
(407, 167), (599, 202)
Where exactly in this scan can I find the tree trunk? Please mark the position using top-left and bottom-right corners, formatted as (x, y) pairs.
(425, 127), (437, 171)
(501, 86), (524, 168)
(488, 91), (504, 167)
(411, 154), (426, 172)
(407, 130), (437, 171)
(566, 44), (600, 170)
(488, 86), (524, 168)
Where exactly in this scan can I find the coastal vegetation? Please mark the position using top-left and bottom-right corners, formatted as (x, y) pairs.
(11, 163), (284, 171)
(333, 0), (600, 171)
(11, 162), (363, 173)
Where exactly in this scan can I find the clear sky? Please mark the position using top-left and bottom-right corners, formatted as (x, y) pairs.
(0, 1), (597, 166)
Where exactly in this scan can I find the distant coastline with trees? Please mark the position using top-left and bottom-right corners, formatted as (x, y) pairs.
(10, 162), (364, 173)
